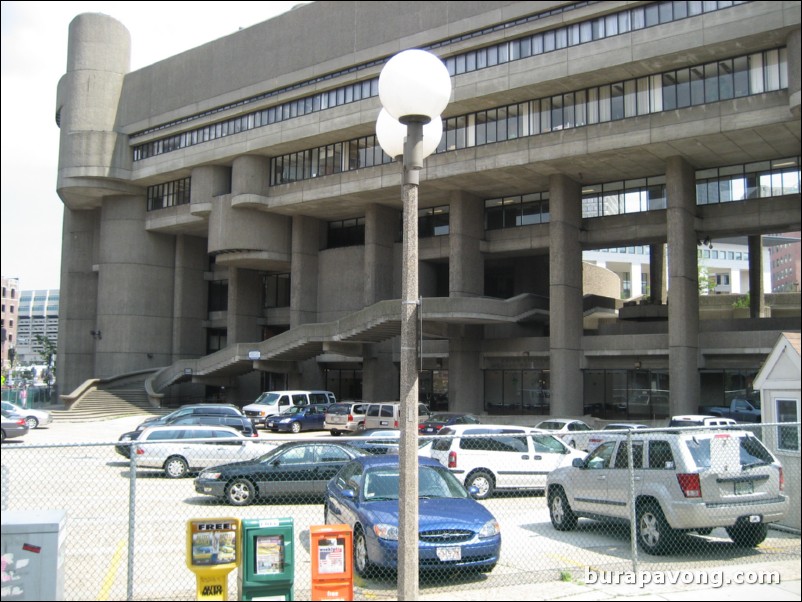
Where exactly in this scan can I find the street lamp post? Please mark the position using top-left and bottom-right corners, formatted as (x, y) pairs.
(376, 49), (451, 600)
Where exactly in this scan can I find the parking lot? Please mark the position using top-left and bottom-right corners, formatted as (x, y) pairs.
(2, 416), (800, 600)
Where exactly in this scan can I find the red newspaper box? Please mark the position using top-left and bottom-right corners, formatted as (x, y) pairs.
(310, 524), (353, 601)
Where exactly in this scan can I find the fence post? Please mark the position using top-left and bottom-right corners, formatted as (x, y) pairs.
(127, 445), (137, 600)
(627, 429), (639, 573)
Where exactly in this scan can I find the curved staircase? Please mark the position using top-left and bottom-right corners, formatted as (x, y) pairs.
(53, 378), (167, 422)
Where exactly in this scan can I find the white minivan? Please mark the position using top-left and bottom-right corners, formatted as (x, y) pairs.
(363, 401), (432, 430)
(243, 390), (336, 427)
(429, 424), (586, 499)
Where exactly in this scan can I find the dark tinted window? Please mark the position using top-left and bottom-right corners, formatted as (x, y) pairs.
(380, 405), (396, 418)
(648, 440), (674, 469)
(147, 429), (182, 441)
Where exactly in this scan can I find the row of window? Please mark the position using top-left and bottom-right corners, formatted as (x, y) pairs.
(147, 177), (191, 211)
(698, 249), (749, 261)
(272, 47), (788, 186)
(132, 1), (744, 162)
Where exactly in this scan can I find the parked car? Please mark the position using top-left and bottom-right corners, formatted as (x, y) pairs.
(546, 429), (789, 554)
(194, 441), (368, 506)
(324, 455), (501, 577)
(131, 424), (270, 478)
(585, 423), (649, 453)
(429, 424), (586, 499)
(340, 428), (433, 456)
(1, 401), (53, 430)
(419, 413), (480, 435)
(243, 390), (336, 427)
(698, 398), (761, 422)
(135, 403), (245, 432)
(533, 418), (594, 450)
(363, 402), (431, 430)
(266, 404), (329, 433)
(1, 409), (29, 442)
(116, 413), (258, 458)
(324, 401), (369, 436)
(668, 415), (736, 428)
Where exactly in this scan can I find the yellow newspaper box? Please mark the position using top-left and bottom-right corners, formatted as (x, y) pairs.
(310, 524), (353, 601)
(186, 518), (240, 601)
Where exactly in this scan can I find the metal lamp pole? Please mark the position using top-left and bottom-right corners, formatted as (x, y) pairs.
(376, 49), (451, 601)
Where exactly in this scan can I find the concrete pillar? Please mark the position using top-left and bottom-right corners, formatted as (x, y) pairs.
(666, 156), (700, 415)
(232, 156), (270, 196)
(56, 208), (100, 394)
(449, 191), (484, 298)
(730, 268), (743, 294)
(448, 325), (484, 414)
(95, 196), (176, 378)
(191, 165), (231, 205)
(364, 204), (397, 305)
(549, 174), (584, 416)
(649, 244), (666, 304)
(788, 28), (801, 119)
(363, 345), (398, 402)
(748, 235), (765, 317)
(631, 262), (643, 298)
(227, 268), (262, 343)
(172, 235), (208, 361)
(291, 216), (321, 328)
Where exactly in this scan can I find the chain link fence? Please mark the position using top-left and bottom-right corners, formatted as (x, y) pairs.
(1, 422), (799, 600)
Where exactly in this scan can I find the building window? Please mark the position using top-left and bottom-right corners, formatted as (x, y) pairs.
(206, 328), (227, 354)
(327, 218), (365, 249)
(419, 206), (450, 237)
(263, 273), (290, 309)
(208, 280), (228, 312)
(776, 398), (800, 452)
(485, 193), (549, 230)
(146, 177), (191, 211)
(484, 369), (550, 414)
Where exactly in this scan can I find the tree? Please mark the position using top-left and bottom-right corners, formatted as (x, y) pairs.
(34, 335), (57, 394)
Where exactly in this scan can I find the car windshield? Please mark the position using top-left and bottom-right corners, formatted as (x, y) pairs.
(327, 403), (351, 415)
(361, 465), (468, 502)
(281, 406), (304, 416)
(536, 421), (565, 430)
(253, 393), (281, 406)
(428, 414), (453, 422)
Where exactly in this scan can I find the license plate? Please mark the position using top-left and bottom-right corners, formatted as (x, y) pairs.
(735, 481), (754, 495)
(267, 422), (275, 428)
(424, 428), (436, 434)
(436, 547), (461, 562)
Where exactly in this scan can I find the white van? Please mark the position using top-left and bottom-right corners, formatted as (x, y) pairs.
(363, 401), (432, 430)
(429, 424), (586, 499)
(243, 390), (335, 427)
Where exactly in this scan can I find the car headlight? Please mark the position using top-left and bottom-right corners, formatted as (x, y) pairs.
(373, 524), (398, 541)
(281, 419), (292, 423)
(200, 471), (221, 480)
(478, 519), (500, 539)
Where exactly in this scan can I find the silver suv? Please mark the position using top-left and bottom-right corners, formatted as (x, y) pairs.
(546, 429), (788, 554)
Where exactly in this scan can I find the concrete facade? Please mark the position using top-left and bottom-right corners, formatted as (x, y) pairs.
(56, 2), (801, 417)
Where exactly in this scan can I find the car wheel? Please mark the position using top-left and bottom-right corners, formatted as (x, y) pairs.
(357, 422), (365, 432)
(226, 478), (256, 506)
(1, 430), (5, 442)
(353, 527), (373, 578)
(164, 456), (189, 478)
(726, 522), (767, 548)
(465, 470), (494, 500)
(330, 430), (340, 436)
(290, 422), (302, 434)
(637, 502), (674, 555)
(696, 528), (713, 536)
(549, 488), (577, 531)
(25, 416), (39, 429)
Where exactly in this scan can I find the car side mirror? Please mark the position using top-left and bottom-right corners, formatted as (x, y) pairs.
(572, 457), (585, 468)
(341, 489), (356, 501)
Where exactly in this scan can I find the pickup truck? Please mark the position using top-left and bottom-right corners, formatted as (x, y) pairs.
(698, 398), (761, 423)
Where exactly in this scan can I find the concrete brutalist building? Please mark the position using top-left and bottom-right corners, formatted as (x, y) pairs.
(55, 1), (801, 419)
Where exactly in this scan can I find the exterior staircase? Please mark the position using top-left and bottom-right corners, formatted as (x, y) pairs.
(53, 379), (168, 422)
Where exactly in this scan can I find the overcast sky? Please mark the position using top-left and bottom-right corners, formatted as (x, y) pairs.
(1, 1), (309, 291)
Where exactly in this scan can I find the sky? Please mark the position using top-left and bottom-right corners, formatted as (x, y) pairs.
(1, 1), (309, 291)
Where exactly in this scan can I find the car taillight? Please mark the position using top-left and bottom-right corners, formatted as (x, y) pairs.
(779, 467), (784, 491)
(135, 446), (145, 456)
(448, 451), (457, 469)
(677, 473), (701, 498)
(16, 419), (26, 426)
(348, 414), (353, 421)
(394, 420), (399, 428)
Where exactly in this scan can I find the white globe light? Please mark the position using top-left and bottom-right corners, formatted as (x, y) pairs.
(376, 109), (443, 160)
(379, 49), (452, 121)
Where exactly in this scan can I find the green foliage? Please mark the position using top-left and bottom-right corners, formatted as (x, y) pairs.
(732, 293), (751, 309)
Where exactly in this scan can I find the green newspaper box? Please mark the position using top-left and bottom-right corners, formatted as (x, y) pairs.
(239, 518), (295, 600)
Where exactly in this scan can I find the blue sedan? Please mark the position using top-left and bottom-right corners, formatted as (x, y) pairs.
(324, 455), (501, 577)
(266, 404), (328, 433)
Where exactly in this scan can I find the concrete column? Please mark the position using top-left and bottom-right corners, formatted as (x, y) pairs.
(191, 165), (231, 204)
(649, 244), (666, 304)
(95, 196), (176, 378)
(362, 345), (398, 402)
(666, 156), (700, 415)
(449, 191), (484, 298)
(364, 204), (397, 305)
(227, 268), (262, 343)
(631, 262), (643, 298)
(748, 235), (765, 317)
(57, 208), (100, 394)
(730, 268), (743, 294)
(172, 235), (208, 361)
(788, 28), (801, 118)
(448, 325), (484, 414)
(549, 174), (584, 416)
(232, 156), (270, 196)
(291, 216), (321, 327)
